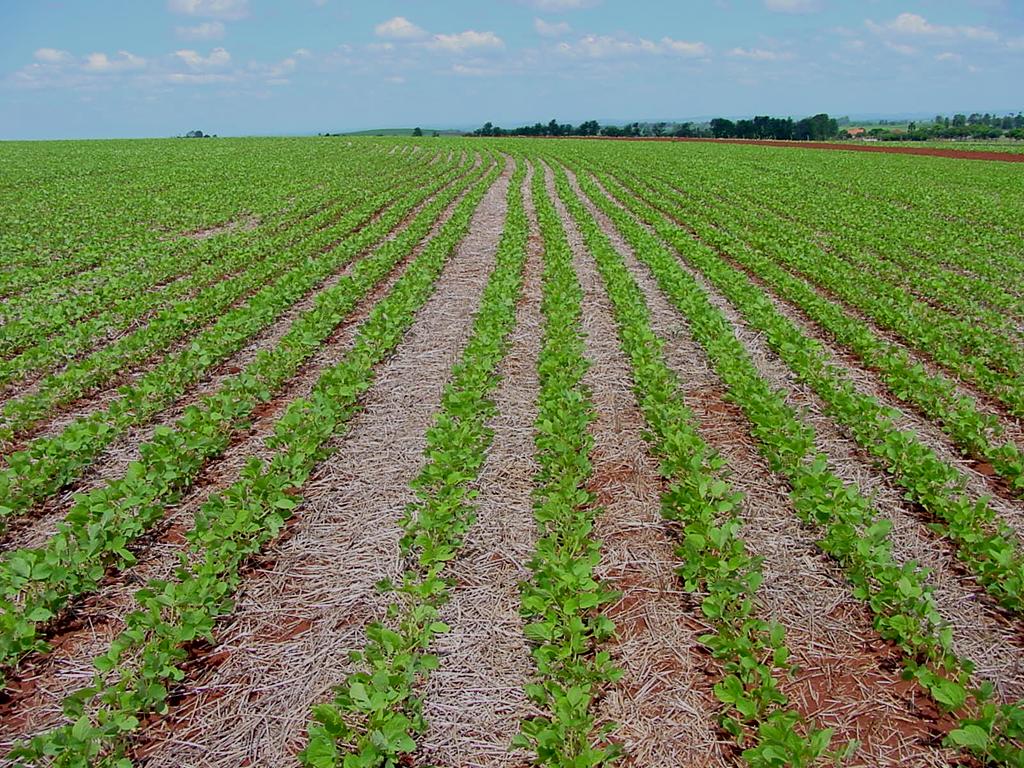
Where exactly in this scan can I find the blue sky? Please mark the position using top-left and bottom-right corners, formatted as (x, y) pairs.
(1, 0), (1022, 139)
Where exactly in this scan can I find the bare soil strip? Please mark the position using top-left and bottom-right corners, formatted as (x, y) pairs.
(573, 169), (961, 766)
(417, 162), (542, 768)
(128, 160), (512, 768)
(0, 159), (493, 747)
(182, 214), (261, 241)
(544, 163), (734, 766)
(0, 160), (477, 555)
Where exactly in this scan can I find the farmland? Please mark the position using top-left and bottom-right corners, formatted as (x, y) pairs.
(1, 135), (1024, 768)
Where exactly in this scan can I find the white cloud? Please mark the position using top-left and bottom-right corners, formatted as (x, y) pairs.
(661, 37), (711, 57)
(556, 34), (708, 59)
(884, 41), (918, 56)
(165, 72), (233, 84)
(936, 51), (963, 63)
(174, 47), (231, 69)
(168, 0), (248, 20)
(374, 16), (427, 40)
(33, 48), (71, 64)
(427, 30), (505, 53)
(764, 0), (820, 13)
(269, 57), (297, 76)
(729, 47), (794, 61)
(524, 0), (596, 9)
(83, 50), (147, 73)
(293, 48), (312, 58)
(534, 18), (571, 37)
(881, 13), (945, 36)
(175, 21), (225, 40)
(452, 63), (493, 76)
(867, 13), (998, 42)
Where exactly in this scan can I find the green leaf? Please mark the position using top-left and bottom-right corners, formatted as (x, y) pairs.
(947, 724), (989, 750)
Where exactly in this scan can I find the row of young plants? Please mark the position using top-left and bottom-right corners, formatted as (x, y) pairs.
(0, 208), (374, 440)
(573, 166), (1024, 765)
(603, 169), (1024, 618)
(0, 194), (323, 360)
(780, 159), (1024, 288)
(0, 154), (447, 388)
(550, 162), (833, 767)
(732, 147), (1024, 279)
(714, 177), (1024, 358)
(510, 165), (622, 768)
(0, 161), (470, 523)
(5, 155), (504, 768)
(0, 158), (495, 678)
(0, 139), (417, 295)
(0, 172), (362, 356)
(301, 159), (528, 768)
(694, 187), (1024, 419)
(0, 157), (455, 444)
(728, 163), (1024, 331)
(615, 169), (1024, 498)
(0, 174), (340, 302)
(3, 147), (453, 354)
(630, 146), (1024, 326)
(819, 226), (1024, 339)
(0, 140), (441, 307)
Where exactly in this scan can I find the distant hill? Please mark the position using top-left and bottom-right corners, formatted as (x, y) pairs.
(340, 128), (463, 137)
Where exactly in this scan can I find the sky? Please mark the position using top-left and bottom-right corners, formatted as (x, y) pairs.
(1, 0), (1022, 140)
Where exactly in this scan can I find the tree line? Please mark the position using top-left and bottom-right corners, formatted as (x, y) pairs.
(470, 115), (841, 141)
(470, 111), (1023, 142)
(861, 112), (1024, 142)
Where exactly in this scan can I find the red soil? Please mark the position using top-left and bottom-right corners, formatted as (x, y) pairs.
(619, 137), (1024, 163)
(509, 135), (1024, 162)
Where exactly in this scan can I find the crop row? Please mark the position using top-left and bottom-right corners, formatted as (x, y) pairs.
(604, 169), (1024, 616)
(704, 173), (1024, 352)
(0, 155), (461, 444)
(739, 151), (1024, 278)
(570, 162), (1024, 765)
(303, 159), (528, 767)
(6, 158), (504, 767)
(698, 180), (1024, 418)
(510, 165), (621, 767)
(0, 187), (343, 358)
(616, 168), (1024, 498)
(0, 157), (493, 677)
(764, 169), (1024, 316)
(551, 163), (833, 767)
(0, 140), (438, 301)
(0, 153), (449, 389)
(0, 160), (472, 526)
(0, 158), (471, 521)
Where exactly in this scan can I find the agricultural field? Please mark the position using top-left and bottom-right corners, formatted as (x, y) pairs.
(919, 140), (1024, 155)
(1, 135), (1024, 768)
